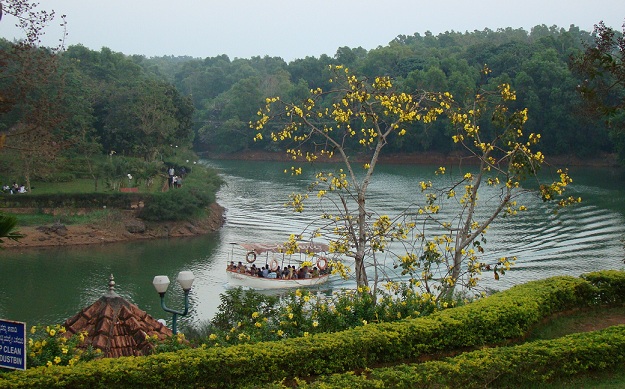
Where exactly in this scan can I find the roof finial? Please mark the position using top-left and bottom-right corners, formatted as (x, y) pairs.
(106, 274), (119, 297)
(109, 274), (115, 291)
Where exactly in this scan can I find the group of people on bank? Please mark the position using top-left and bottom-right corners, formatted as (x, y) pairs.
(167, 166), (186, 189)
(2, 182), (27, 194)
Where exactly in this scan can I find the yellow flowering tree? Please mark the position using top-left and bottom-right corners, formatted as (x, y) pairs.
(253, 65), (449, 287)
(252, 65), (579, 298)
(404, 69), (581, 299)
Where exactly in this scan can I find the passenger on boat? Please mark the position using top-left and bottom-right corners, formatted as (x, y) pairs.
(227, 261), (235, 271)
(312, 267), (319, 278)
(262, 266), (269, 278)
(288, 266), (295, 279)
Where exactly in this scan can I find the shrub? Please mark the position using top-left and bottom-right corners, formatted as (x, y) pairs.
(184, 283), (445, 349)
(26, 325), (101, 368)
(138, 189), (209, 221)
(581, 269), (625, 304)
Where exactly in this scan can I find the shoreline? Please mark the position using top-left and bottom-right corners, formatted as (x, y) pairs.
(3, 151), (620, 250)
(2, 203), (226, 250)
(204, 151), (621, 168)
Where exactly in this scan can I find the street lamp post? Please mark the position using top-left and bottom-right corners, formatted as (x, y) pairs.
(152, 271), (195, 335)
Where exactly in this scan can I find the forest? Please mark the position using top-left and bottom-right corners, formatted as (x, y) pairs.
(1, 23), (624, 186)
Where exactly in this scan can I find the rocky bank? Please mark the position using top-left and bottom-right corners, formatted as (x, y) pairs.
(2, 203), (225, 250)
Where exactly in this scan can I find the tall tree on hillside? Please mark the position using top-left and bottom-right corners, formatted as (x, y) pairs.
(0, 3), (65, 130)
(570, 21), (625, 162)
(0, 0), (68, 189)
(0, 0), (66, 243)
(253, 65), (579, 298)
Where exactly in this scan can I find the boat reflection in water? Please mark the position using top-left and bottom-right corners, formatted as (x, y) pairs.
(225, 242), (332, 289)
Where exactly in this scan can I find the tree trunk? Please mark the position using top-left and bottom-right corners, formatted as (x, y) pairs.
(355, 191), (369, 287)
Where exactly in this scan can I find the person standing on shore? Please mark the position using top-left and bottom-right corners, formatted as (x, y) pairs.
(168, 167), (175, 188)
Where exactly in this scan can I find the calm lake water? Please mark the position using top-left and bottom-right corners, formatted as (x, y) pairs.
(1, 160), (624, 329)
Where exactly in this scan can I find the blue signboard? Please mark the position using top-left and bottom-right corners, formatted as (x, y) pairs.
(0, 319), (26, 370)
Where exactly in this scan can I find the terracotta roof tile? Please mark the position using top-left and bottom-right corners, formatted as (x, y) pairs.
(118, 306), (131, 320)
(102, 304), (115, 320)
(92, 334), (109, 350)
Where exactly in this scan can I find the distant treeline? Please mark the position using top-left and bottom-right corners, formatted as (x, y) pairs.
(0, 24), (618, 175)
(140, 25), (618, 158)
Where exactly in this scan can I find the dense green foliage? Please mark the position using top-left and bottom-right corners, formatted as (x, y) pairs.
(1, 270), (623, 388)
(571, 22), (625, 162)
(182, 284), (444, 348)
(153, 25), (614, 159)
(138, 187), (214, 222)
(0, 24), (620, 183)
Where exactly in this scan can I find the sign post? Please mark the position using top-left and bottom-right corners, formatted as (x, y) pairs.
(0, 319), (26, 370)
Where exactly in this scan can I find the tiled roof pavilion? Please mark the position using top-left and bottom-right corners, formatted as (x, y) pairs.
(63, 274), (173, 358)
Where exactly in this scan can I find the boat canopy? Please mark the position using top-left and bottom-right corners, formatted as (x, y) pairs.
(237, 242), (329, 255)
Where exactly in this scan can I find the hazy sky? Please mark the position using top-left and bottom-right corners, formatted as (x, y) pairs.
(1, 0), (624, 61)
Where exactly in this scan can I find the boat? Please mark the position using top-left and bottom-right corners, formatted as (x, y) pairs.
(225, 242), (332, 289)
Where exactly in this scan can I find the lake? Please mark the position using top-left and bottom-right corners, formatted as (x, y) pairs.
(1, 159), (624, 330)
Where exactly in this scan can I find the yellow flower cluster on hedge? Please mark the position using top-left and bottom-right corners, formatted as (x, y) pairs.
(0, 270), (622, 388)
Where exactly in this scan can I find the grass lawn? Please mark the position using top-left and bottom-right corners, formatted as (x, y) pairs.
(3, 177), (166, 226)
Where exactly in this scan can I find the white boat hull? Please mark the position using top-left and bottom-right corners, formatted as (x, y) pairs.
(226, 270), (330, 289)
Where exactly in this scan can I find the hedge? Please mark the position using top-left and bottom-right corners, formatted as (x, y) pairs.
(292, 325), (625, 388)
(0, 193), (144, 210)
(0, 270), (623, 388)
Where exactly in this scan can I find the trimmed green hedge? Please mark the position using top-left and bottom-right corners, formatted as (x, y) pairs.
(581, 269), (625, 305)
(294, 325), (625, 388)
(0, 271), (623, 388)
(0, 193), (143, 210)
